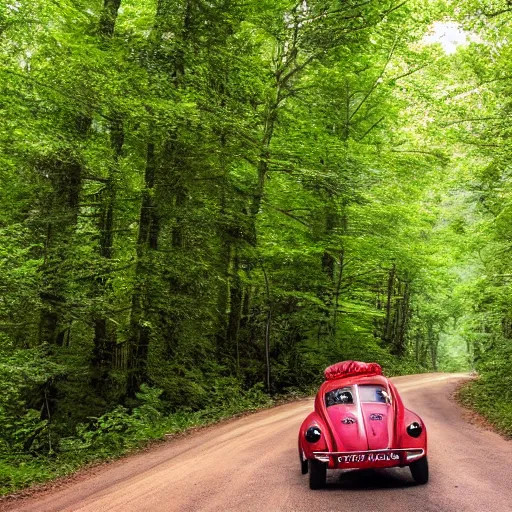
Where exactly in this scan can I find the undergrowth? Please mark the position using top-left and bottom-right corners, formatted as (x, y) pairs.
(457, 376), (512, 439)
(0, 383), (274, 496)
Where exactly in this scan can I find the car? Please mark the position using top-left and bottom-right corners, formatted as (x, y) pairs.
(298, 360), (428, 489)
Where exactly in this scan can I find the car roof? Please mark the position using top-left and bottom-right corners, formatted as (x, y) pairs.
(318, 374), (390, 395)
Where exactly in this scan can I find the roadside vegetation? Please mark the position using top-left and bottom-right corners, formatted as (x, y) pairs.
(1, 0), (512, 494)
(0, 383), (275, 494)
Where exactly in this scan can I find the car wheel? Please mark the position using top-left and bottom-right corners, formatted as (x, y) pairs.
(409, 455), (429, 484)
(300, 451), (308, 474)
(308, 459), (326, 489)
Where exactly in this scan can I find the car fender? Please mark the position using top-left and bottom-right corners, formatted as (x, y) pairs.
(298, 411), (331, 460)
(396, 408), (428, 454)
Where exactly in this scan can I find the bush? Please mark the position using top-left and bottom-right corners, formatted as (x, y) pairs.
(458, 376), (512, 438)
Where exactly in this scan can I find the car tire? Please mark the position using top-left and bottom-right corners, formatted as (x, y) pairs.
(409, 455), (429, 484)
(300, 451), (308, 474)
(309, 459), (326, 489)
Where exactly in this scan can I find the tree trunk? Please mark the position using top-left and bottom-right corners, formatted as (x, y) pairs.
(261, 261), (272, 393)
(383, 263), (396, 345)
(226, 249), (243, 371)
(332, 248), (345, 338)
(99, 0), (122, 38)
(92, 116), (124, 388)
(126, 139), (157, 397)
(126, 0), (194, 397)
(395, 281), (410, 355)
(90, 1), (124, 390)
(215, 201), (232, 361)
(38, 140), (90, 346)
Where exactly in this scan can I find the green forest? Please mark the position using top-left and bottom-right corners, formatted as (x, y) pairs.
(1, 0), (511, 493)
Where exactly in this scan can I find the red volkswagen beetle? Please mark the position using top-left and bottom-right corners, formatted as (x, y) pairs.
(298, 361), (428, 489)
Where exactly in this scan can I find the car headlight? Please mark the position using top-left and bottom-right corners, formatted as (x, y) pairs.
(406, 422), (423, 438)
(305, 426), (322, 443)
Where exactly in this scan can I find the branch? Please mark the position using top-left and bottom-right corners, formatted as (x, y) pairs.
(389, 64), (428, 82)
(263, 201), (311, 227)
(75, 263), (136, 281)
(340, 256), (355, 268)
(385, 1), (410, 16)
(440, 116), (511, 127)
(349, 35), (399, 121)
(279, 53), (318, 87)
(359, 116), (385, 141)
(83, 175), (110, 183)
(390, 149), (446, 160)
(481, 8), (512, 18)
(459, 141), (512, 148)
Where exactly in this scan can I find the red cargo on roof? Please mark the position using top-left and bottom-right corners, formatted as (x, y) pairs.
(323, 360), (383, 381)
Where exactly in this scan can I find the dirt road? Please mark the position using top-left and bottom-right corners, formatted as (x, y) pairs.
(3, 373), (512, 512)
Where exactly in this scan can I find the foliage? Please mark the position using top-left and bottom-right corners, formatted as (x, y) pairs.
(458, 374), (512, 438)
(3, 0), (509, 495)
(0, 381), (272, 495)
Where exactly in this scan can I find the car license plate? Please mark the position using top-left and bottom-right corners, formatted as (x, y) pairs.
(337, 452), (400, 463)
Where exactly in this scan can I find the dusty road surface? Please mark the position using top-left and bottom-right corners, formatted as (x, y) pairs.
(2, 373), (512, 512)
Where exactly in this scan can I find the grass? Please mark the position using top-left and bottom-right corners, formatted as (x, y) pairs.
(456, 376), (512, 439)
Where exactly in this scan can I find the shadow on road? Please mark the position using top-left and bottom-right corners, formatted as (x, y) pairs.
(325, 468), (416, 490)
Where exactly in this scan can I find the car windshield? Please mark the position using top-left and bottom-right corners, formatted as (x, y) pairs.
(325, 387), (354, 407)
(358, 385), (390, 404)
